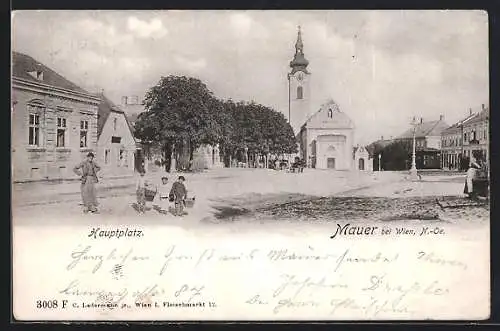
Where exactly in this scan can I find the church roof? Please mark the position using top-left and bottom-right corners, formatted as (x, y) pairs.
(301, 99), (354, 130)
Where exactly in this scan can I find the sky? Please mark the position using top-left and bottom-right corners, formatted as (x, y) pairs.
(12, 10), (488, 144)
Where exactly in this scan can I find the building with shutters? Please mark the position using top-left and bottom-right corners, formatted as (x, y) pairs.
(440, 108), (478, 170)
(11, 51), (100, 182)
(461, 104), (489, 167)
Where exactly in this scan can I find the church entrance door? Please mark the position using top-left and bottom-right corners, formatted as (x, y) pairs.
(327, 158), (336, 169)
(359, 158), (365, 170)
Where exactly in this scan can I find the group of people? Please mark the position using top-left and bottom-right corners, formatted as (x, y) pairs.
(73, 152), (189, 215)
(136, 171), (188, 216)
(268, 157), (305, 172)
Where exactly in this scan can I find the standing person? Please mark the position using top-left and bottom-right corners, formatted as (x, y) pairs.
(154, 176), (170, 214)
(73, 152), (101, 213)
(464, 153), (481, 199)
(136, 170), (147, 214)
(169, 176), (187, 216)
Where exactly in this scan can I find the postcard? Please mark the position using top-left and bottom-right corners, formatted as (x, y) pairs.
(11, 10), (490, 321)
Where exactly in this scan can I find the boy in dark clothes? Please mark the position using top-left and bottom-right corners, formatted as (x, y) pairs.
(170, 176), (187, 216)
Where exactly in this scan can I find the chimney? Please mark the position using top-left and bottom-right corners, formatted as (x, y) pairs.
(469, 108), (473, 116)
(439, 114), (444, 121)
(121, 96), (128, 106)
(420, 117), (423, 124)
(482, 104), (485, 111)
(381, 136), (384, 140)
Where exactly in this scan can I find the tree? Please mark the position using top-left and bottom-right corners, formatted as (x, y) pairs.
(381, 139), (412, 170)
(134, 75), (223, 171)
(218, 100), (297, 166)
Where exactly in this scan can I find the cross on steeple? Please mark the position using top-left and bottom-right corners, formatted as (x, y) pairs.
(295, 25), (303, 53)
(290, 25), (309, 74)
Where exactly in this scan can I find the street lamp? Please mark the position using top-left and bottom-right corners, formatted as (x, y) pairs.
(409, 116), (419, 180)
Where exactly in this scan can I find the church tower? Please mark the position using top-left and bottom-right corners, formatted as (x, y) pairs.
(288, 26), (311, 136)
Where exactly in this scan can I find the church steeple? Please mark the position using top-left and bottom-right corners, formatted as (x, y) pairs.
(290, 26), (309, 74)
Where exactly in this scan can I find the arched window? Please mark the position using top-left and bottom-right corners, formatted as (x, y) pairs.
(296, 86), (303, 99)
(327, 109), (333, 118)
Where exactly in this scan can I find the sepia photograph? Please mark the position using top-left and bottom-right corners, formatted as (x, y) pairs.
(11, 10), (490, 321)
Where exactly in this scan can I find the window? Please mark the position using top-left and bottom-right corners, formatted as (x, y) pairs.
(123, 151), (128, 167)
(464, 132), (467, 143)
(328, 109), (333, 118)
(113, 118), (117, 131)
(118, 149), (124, 167)
(56, 117), (67, 147)
(296, 86), (303, 99)
(28, 113), (40, 146)
(111, 136), (121, 144)
(27, 102), (44, 146)
(104, 149), (110, 164)
(80, 120), (88, 148)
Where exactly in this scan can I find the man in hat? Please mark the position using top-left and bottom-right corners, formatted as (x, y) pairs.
(73, 152), (101, 213)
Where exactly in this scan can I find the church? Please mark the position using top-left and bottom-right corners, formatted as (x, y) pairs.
(288, 27), (372, 171)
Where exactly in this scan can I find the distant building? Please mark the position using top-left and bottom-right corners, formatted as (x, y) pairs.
(353, 145), (373, 171)
(96, 95), (137, 177)
(11, 51), (100, 182)
(462, 104), (489, 165)
(440, 109), (477, 170)
(121, 95), (144, 117)
(395, 115), (449, 169)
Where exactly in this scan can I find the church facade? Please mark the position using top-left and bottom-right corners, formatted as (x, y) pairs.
(288, 27), (372, 171)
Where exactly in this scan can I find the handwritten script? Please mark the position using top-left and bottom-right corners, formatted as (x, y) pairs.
(13, 226), (488, 321)
(37, 239), (481, 320)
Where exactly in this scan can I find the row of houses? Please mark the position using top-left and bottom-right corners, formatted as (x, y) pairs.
(441, 105), (489, 170)
(366, 104), (489, 171)
(11, 51), (225, 182)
